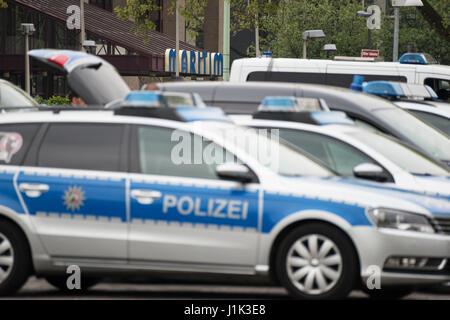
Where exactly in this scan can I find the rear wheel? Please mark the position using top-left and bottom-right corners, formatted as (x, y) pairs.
(275, 223), (358, 299)
(0, 221), (32, 296)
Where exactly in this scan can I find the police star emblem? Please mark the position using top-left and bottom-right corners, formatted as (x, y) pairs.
(63, 186), (86, 211)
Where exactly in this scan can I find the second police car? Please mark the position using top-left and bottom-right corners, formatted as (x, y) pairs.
(233, 97), (450, 200)
(0, 93), (449, 299)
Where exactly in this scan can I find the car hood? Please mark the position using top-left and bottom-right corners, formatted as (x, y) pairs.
(270, 176), (450, 218)
(412, 175), (450, 199)
(29, 49), (130, 105)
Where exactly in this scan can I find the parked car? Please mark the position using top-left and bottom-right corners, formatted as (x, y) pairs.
(0, 79), (39, 111)
(361, 81), (450, 136)
(158, 81), (450, 167)
(0, 105), (449, 299)
(232, 100), (450, 200)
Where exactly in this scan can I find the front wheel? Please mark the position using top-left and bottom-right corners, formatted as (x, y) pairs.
(275, 223), (358, 299)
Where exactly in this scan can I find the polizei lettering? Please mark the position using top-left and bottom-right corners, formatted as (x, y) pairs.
(163, 195), (248, 220)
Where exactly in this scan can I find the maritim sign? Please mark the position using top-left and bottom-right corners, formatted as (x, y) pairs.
(165, 49), (223, 77)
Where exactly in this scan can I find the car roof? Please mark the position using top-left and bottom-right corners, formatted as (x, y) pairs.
(159, 81), (396, 112)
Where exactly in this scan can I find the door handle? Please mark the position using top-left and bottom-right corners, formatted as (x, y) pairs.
(131, 189), (162, 205)
(19, 183), (50, 198)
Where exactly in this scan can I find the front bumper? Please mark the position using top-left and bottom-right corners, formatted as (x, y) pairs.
(349, 226), (450, 286)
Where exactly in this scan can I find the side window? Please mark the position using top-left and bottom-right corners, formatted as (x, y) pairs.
(247, 72), (326, 85)
(326, 74), (407, 88)
(37, 123), (124, 171)
(136, 125), (238, 180)
(278, 129), (377, 176)
(424, 78), (450, 101)
(0, 124), (40, 166)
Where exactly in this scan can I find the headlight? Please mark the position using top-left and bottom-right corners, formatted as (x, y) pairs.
(367, 208), (435, 234)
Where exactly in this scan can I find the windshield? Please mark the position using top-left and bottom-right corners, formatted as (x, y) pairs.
(209, 125), (334, 178)
(351, 130), (449, 177)
(374, 108), (450, 161)
(0, 81), (39, 108)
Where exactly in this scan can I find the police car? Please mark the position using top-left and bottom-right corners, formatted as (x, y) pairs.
(233, 97), (450, 200)
(362, 81), (450, 137)
(0, 99), (449, 299)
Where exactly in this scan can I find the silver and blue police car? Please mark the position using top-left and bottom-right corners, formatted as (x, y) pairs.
(0, 98), (449, 299)
(233, 97), (450, 200)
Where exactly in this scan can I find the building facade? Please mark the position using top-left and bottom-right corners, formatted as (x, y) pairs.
(0, 0), (224, 97)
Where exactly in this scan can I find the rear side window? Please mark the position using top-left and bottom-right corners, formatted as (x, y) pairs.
(37, 123), (124, 171)
(0, 124), (40, 165)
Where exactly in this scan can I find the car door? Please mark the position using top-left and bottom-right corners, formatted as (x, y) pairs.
(128, 124), (260, 269)
(17, 122), (129, 260)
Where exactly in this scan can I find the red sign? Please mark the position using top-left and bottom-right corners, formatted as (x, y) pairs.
(361, 49), (379, 58)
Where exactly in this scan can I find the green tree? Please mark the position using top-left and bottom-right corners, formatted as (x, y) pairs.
(373, 0), (449, 64)
(266, 0), (368, 59)
(0, 0), (7, 8)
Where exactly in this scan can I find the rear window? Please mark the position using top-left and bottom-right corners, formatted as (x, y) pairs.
(0, 124), (40, 165)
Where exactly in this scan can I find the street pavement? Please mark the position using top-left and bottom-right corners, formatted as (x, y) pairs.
(1, 277), (449, 300)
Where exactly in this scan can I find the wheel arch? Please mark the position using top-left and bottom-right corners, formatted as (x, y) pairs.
(0, 206), (36, 274)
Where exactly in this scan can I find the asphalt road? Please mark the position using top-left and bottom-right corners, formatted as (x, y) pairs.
(1, 277), (449, 300)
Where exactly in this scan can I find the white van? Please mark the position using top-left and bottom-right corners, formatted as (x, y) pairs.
(229, 53), (450, 101)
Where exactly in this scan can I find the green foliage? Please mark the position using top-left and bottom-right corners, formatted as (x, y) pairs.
(115, 0), (162, 43)
(375, 5), (450, 64)
(34, 95), (70, 106)
(266, 0), (367, 59)
(114, 0), (449, 64)
(0, 0), (7, 9)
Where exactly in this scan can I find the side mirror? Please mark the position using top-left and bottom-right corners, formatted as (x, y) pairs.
(353, 163), (389, 182)
(216, 163), (254, 183)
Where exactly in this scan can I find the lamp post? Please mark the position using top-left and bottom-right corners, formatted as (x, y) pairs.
(80, 0), (86, 51)
(323, 44), (337, 59)
(302, 30), (325, 59)
(356, 10), (373, 49)
(82, 40), (96, 54)
(20, 23), (35, 95)
(392, 0), (423, 61)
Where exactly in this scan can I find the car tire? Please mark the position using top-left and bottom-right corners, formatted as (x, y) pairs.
(0, 220), (32, 296)
(275, 222), (358, 299)
(363, 286), (415, 300)
(45, 276), (101, 292)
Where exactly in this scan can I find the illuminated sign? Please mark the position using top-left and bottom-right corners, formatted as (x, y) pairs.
(165, 49), (223, 76)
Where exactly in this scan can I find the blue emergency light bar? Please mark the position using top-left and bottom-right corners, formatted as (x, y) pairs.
(175, 107), (231, 123)
(259, 96), (297, 111)
(363, 81), (404, 97)
(124, 91), (166, 107)
(310, 111), (354, 125)
(398, 53), (437, 65)
(363, 81), (437, 100)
